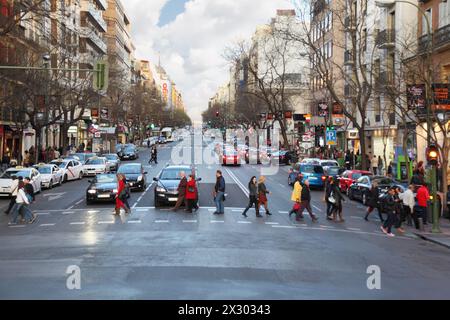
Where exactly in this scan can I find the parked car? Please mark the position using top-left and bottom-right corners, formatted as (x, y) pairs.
(347, 175), (406, 205)
(50, 159), (84, 182)
(118, 163), (147, 191)
(83, 157), (110, 176)
(86, 173), (118, 204)
(288, 163), (326, 189)
(103, 154), (121, 172)
(33, 164), (64, 189)
(153, 165), (200, 207)
(0, 167), (42, 197)
(301, 158), (321, 165)
(270, 150), (296, 165)
(118, 145), (139, 160)
(338, 170), (373, 194)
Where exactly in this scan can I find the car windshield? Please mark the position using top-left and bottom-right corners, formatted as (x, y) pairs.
(118, 166), (141, 174)
(373, 178), (394, 185)
(51, 161), (67, 169)
(321, 161), (337, 167)
(160, 169), (189, 180)
(36, 167), (52, 174)
(0, 170), (30, 179)
(124, 147), (135, 153)
(72, 154), (86, 161)
(105, 155), (118, 160)
(301, 165), (324, 174)
(86, 159), (105, 165)
(352, 173), (363, 180)
(327, 167), (340, 175)
(95, 174), (117, 183)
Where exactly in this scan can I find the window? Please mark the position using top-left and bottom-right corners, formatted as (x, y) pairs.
(439, 1), (450, 28)
(423, 8), (432, 36)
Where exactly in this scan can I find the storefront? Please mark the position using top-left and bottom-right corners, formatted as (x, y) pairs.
(0, 125), (21, 159)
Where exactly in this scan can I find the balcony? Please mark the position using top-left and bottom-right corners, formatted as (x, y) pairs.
(94, 0), (108, 11)
(376, 29), (395, 49)
(344, 17), (356, 31)
(434, 24), (450, 50)
(86, 4), (107, 32)
(81, 27), (107, 54)
(344, 84), (357, 97)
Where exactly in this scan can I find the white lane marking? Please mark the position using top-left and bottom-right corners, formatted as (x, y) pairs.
(238, 221), (252, 224)
(224, 168), (249, 197)
(8, 225), (26, 228)
(36, 212), (50, 216)
(232, 209), (243, 212)
(62, 211), (75, 215)
(135, 207), (155, 210)
(351, 216), (364, 220)
(136, 209), (148, 212)
(183, 220), (198, 223)
(98, 221), (115, 224)
(70, 222), (86, 225)
(348, 228), (361, 231)
(279, 211), (289, 214)
(278, 183), (286, 189)
(66, 206), (74, 210)
(211, 220), (225, 223)
(88, 210), (99, 214)
(320, 225), (336, 229)
(265, 222), (280, 225)
(272, 225), (297, 229)
(155, 220), (169, 223)
(40, 224), (56, 227)
(312, 205), (323, 212)
(127, 220), (142, 224)
(208, 209), (216, 212)
(75, 199), (83, 205)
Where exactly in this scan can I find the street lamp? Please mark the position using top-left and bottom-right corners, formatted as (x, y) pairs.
(375, 0), (441, 233)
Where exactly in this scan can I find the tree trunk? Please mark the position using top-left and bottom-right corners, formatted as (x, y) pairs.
(359, 127), (367, 171)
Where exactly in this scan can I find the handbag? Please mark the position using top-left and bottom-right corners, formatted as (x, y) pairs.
(293, 202), (301, 211)
(328, 191), (336, 204)
(119, 188), (127, 200)
(188, 186), (195, 193)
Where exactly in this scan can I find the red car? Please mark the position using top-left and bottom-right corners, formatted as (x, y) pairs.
(221, 148), (241, 166)
(339, 170), (372, 193)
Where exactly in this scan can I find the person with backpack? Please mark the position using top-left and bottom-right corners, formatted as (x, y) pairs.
(243, 176), (261, 218)
(364, 182), (384, 222)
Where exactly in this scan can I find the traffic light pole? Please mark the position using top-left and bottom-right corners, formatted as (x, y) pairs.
(431, 164), (441, 233)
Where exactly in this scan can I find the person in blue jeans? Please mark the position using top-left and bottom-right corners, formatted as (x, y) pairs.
(213, 170), (225, 215)
(8, 181), (36, 225)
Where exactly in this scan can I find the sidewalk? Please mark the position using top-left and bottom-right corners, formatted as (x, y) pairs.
(406, 217), (450, 249)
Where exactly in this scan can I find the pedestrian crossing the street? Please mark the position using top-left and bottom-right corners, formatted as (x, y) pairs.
(0, 207), (414, 241)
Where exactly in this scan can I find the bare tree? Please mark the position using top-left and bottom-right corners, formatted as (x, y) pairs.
(0, 0), (49, 37)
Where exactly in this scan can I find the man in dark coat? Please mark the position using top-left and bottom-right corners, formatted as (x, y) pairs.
(172, 171), (188, 212)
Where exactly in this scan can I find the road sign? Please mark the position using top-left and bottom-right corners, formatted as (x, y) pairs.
(326, 130), (337, 146)
(93, 60), (109, 92)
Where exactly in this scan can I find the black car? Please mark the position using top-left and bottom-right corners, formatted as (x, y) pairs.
(118, 163), (147, 191)
(86, 174), (118, 204)
(347, 175), (406, 206)
(118, 145), (139, 160)
(153, 165), (200, 208)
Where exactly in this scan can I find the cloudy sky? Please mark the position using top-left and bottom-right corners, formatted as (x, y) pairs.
(122, 0), (294, 123)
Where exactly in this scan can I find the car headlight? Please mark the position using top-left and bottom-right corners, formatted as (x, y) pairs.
(137, 175), (143, 182)
(113, 189), (118, 193)
(88, 189), (97, 194)
(156, 186), (166, 192)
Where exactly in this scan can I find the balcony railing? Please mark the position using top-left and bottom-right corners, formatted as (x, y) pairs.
(376, 29), (395, 49)
(82, 27), (107, 54)
(87, 3), (107, 32)
(94, 0), (108, 11)
(434, 24), (450, 49)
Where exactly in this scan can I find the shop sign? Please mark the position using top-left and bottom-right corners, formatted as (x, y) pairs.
(318, 103), (328, 117)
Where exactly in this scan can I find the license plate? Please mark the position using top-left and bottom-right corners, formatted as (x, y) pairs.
(310, 177), (317, 180)
(2, 188), (8, 192)
(98, 194), (110, 199)
(168, 197), (178, 202)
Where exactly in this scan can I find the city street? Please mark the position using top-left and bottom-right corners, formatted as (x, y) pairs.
(1, 134), (450, 300)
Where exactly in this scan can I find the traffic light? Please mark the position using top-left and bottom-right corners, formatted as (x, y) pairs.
(327, 126), (335, 131)
(426, 144), (439, 166)
(216, 111), (219, 118)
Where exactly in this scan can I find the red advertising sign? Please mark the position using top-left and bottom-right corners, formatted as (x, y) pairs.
(284, 111), (293, 119)
(91, 109), (99, 117)
(267, 113), (274, 120)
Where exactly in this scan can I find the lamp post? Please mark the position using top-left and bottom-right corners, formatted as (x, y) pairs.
(375, 0), (441, 233)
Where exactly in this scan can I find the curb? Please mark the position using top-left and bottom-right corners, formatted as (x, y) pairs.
(412, 232), (450, 250)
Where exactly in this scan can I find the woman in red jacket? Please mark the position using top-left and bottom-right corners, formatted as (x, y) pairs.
(115, 173), (130, 215)
(185, 174), (199, 213)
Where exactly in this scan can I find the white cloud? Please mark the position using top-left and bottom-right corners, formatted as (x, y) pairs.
(123, 0), (293, 123)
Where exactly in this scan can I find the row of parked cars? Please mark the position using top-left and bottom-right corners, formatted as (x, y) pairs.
(287, 158), (407, 202)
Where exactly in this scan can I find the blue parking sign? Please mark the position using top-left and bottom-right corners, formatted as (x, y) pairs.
(326, 130), (337, 146)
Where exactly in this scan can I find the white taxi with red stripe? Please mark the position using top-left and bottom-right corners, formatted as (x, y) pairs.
(50, 159), (84, 182)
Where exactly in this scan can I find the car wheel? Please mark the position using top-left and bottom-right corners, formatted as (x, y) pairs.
(348, 189), (354, 200)
(154, 196), (161, 208)
(64, 174), (68, 182)
(49, 180), (53, 189)
(79, 172), (83, 180)
(362, 193), (368, 206)
(86, 199), (93, 205)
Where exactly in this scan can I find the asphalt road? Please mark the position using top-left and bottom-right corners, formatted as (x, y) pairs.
(1, 135), (450, 299)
